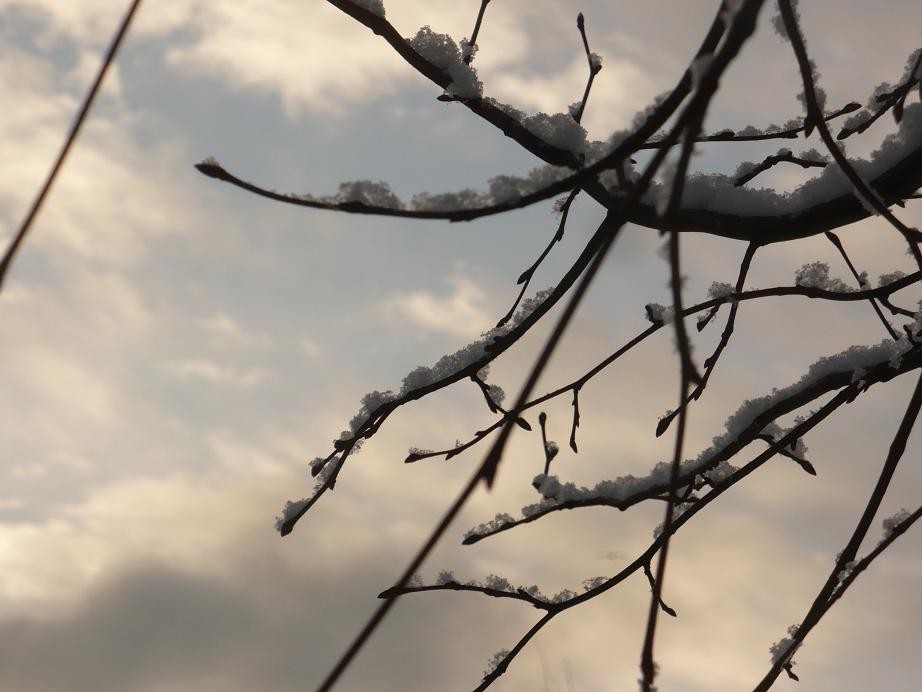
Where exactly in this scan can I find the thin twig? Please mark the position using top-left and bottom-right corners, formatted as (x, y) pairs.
(0, 0), (144, 293)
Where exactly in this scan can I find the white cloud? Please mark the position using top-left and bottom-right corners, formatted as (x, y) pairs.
(164, 358), (270, 387)
(384, 275), (491, 339)
(300, 336), (323, 360)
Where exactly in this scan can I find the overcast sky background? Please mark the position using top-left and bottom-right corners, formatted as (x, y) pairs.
(1, 1), (921, 690)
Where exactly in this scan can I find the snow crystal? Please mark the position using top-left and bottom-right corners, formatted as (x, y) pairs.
(704, 460), (737, 483)
(653, 501), (694, 538)
(878, 271), (906, 287)
(481, 332), (919, 528)
(404, 164), (572, 212)
(707, 281), (735, 299)
(835, 560), (857, 584)
(771, 0), (799, 39)
(313, 180), (403, 209)
(589, 52), (603, 72)
(903, 49), (922, 82)
(460, 38), (477, 62)
(483, 574), (512, 592)
(408, 26), (482, 98)
(482, 97), (526, 123)
(630, 91), (670, 130)
(344, 390), (397, 440)
(734, 160), (758, 179)
(794, 261), (864, 292)
(484, 650), (509, 677)
(436, 569), (456, 585)
(582, 576), (607, 591)
(766, 104), (922, 217)
(882, 508), (911, 538)
(798, 147), (828, 162)
(274, 497), (309, 532)
(463, 512), (515, 540)
(410, 188), (486, 212)
(350, 0), (385, 17)
(645, 302), (674, 324)
(868, 81), (894, 109)
(737, 125), (763, 137)
(522, 112), (588, 154)
(488, 383), (506, 406)
(550, 589), (577, 603)
(769, 624), (801, 666)
(397, 287), (553, 393)
(841, 110), (871, 133)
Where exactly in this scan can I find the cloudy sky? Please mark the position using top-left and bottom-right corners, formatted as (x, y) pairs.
(1, 1), (921, 690)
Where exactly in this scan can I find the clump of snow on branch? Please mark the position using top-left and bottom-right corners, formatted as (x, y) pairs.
(463, 512), (516, 540)
(704, 460), (738, 484)
(639, 103), (922, 217)
(522, 112), (588, 154)
(841, 110), (872, 133)
(798, 147), (828, 162)
(407, 164), (572, 212)
(761, 421), (809, 458)
(878, 271), (907, 287)
(332, 180), (402, 208)
(653, 502), (695, 538)
(795, 261), (867, 292)
(882, 508), (911, 539)
(400, 287), (553, 392)
(733, 160), (758, 179)
(408, 26), (482, 98)
(420, 569), (578, 605)
(645, 302), (674, 325)
(483, 650), (509, 678)
(771, 0), (799, 39)
(582, 576), (607, 591)
(308, 78), (920, 218)
(466, 333), (921, 538)
(459, 38), (477, 63)
(834, 556), (857, 584)
(769, 624), (802, 668)
(707, 281), (735, 300)
(274, 455), (343, 531)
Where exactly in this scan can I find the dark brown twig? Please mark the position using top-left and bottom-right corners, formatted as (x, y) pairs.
(572, 13), (603, 125)
(463, 0), (491, 65)
(0, 0), (144, 293)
